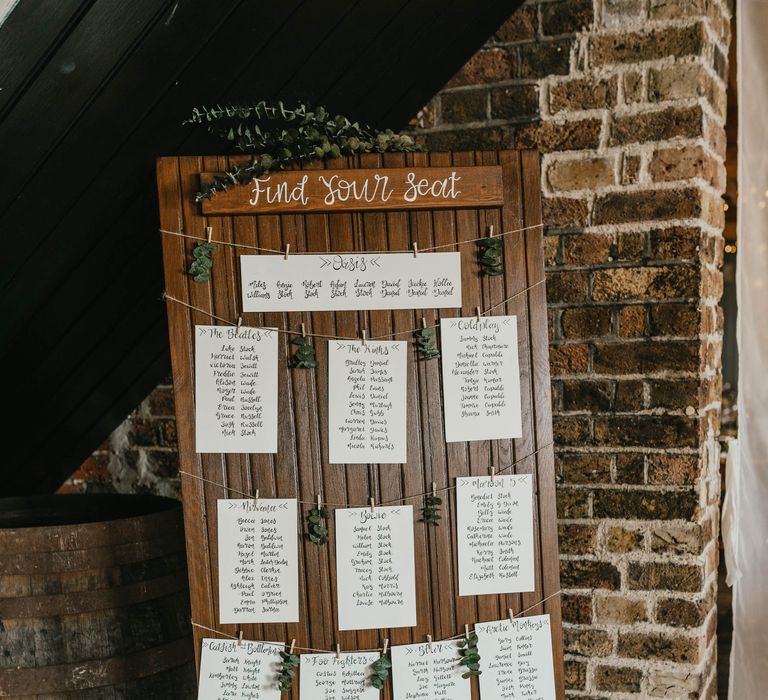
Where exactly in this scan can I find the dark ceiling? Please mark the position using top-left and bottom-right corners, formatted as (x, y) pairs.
(0, 0), (522, 495)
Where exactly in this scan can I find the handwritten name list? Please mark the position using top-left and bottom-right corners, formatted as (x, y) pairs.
(240, 252), (461, 312)
(197, 639), (282, 700)
(195, 325), (278, 453)
(391, 641), (471, 700)
(335, 506), (416, 630)
(456, 475), (534, 595)
(440, 316), (522, 443)
(300, 652), (380, 700)
(475, 615), (557, 700)
(217, 499), (298, 624)
(329, 340), (407, 464)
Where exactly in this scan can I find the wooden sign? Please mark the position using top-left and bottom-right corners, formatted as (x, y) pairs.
(200, 166), (503, 214)
(157, 151), (564, 699)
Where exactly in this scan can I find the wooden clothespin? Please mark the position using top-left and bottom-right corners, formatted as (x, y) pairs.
(421, 317), (427, 329)
(476, 306), (482, 322)
(238, 629), (244, 646)
(289, 639), (296, 655)
(382, 639), (389, 656)
(464, 624), (470, 640)
(361, 329), (368, 346)
(487, 224), (494, 238)
(317, 493), (323, 509)
(412, 241), (419, 258)
(301, 322), (306, 338)
(253, 488), (260, 505)
(336, 643), (341, 659)
(432, 481), (437, 498)
(370, 496), (375, 513)
(236, 316), (243, 334)
(206, 226), (213, 243)
(284, 243), (291, 260)
(508, 607), (514, 622)
(490, 467), (496, 482)
(427, 634), (433, 651)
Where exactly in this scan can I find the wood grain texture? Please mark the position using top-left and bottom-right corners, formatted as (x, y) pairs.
(157, 151), (564, 698)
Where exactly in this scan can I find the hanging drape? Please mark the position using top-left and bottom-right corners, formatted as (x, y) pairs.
(728, 1), (768, 696)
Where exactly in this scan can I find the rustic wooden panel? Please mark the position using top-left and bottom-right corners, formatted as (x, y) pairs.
(157, 151), (564, 698)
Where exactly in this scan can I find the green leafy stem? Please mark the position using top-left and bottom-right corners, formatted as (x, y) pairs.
(291, 335), (318, 369)
(306, 505), (329, 545)
(370, 654), (392, 690)
(414, 326), (440, 360)
(188, 242), (216, 283)
(478, 236), (504, 277)
(278, 646), (300, 692)
(458, 631), (482, 678)
(421, 495), (442, 526)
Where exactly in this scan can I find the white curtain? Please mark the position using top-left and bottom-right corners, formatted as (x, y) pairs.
(728, 1), (768, 696)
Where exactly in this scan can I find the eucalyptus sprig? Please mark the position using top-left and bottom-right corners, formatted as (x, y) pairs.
(414, 326), (440, 360)
(188, 242), (216, 282)
(306, 505), (330, 545)
(478, 236), (504, 277)
(458, 631), (482, 678)
(370, 654), (392, 690)
(290, 335), (318, 369)
(277, 646), (300, 692)
(184, 100), (426, 202)
(421, 495), (442, 526)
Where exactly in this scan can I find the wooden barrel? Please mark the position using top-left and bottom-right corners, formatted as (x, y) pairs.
(0, 494), (196, 699)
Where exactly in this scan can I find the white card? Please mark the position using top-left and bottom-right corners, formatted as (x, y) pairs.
(391, 640), (471, 700)
(456, 475), (535, 595)
(328, 340), (408, 464)
(217, 499), (299, 624)
(440, 316), (522, 442)
(300, 652), (381, 700)
(475, 615), (556, 700)
(335, 506), (417, 630)
(197, 638), (282, 700)
(241, 252), (462, 312)
(195, 325), (278, 453)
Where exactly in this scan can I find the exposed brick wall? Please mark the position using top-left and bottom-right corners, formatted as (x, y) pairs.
(412, 0), (729, 696)
(67, 0), (730, 695)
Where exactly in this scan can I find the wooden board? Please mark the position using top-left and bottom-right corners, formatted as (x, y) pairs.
(157, 151), (564, 699)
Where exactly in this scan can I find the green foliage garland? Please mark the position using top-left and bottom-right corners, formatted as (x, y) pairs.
(458, 631), (482, 678)
(277, 648), (300, 692)
(414, 326), (440, 360)
(184, 100), (426, 202)
(421, 495), (442, 526)
(478, 236), (504, 277)
(290, 335), (318, 369)
(188, 242), (216, 282)
(306, 505), (330, 545)
(370, 654), (392, 690)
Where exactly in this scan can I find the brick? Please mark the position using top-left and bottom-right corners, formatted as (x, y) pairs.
(548, 157), (615, 192)
(547, 270), (589, 302)
(560, 559), (621, 590)
(621, 153), (641, 185)
(592, 188), (701, 225)
(549, 76), (618, 113)
(69, 452), (111, 482)
(593, 340), (699, 374)
(650, 523), (703, 554)
(515, 118), (602, 152)
(655, 596), (708, 627)
(617, 631), (700, 663)
(561, 232), (613, 265)
(592, 265), (698, 301)
(595, 594), (648, 624)
(446, 48), (512, 87)
(493, 5), (538, 42)
(611, 105), (703, 146)
(557, 489), (592, 518)
(650, 0), (706, 18)
(561, 307), (612, 340)
(702, 266), (723, 298)
(649, 226), (700, 261)
(489, 84), (539, 121)
(558, 452), (612, 484)
(550, 343), (589, 375)
(562, 377), (613, 411)
(145, 450), (179, 479)
(622, 70), (644, 103)
(589, 24), (705, 66)
(605, 526), (645, 552)
(559, 523), (598, 554)
(561, 593), (593, 624)
(593, 488), (698, 519)
(544, 235), (560, 266)
(628, 561), (702, 592)
(563, 628), (613, 656)
(517, 39), (573, 79)
(617, 232), (645, 261)
(647, 669), (702, 698)
(650, 145), (720, 186)
(440, 90), (487, 124)
(554, 415), (592, 444)
(147, 387), (175, 416)
(541, 0), (593, 35)
(418, 125), (512, 151)
(713, 42), (728, 81)
(649, 63), (710, 102)
(594, 665), (643, 693)
(648, 303), (699, 337)
(564, 659), (587, 690)
(614, 452), (645, 483)
(543, 196), (590, 228)
(647, 378), (698, 409)
(618, 306), (646, 338)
